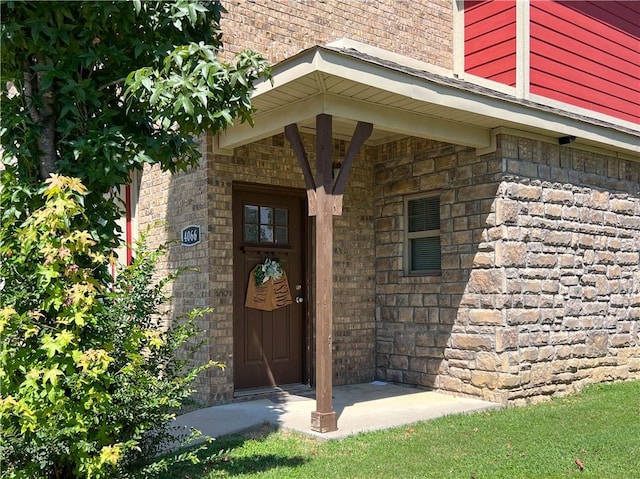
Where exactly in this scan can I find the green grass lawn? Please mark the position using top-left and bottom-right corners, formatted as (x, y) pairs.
(162, 381), (640, 478)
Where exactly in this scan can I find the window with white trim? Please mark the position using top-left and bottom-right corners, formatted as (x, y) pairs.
(405, 194), (441, 275)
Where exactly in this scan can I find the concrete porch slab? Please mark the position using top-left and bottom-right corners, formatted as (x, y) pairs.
(172, 382), (500, 441)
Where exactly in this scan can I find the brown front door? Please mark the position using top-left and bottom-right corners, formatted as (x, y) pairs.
(233, 184), (308, 390)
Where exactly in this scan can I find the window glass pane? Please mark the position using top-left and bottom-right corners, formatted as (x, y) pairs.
(244, 224), (258, 242)
(275, 226), (288, 244)
(259, 225), (273, 243)
(260, 206), (273, 226)
(411, 236), (441, 271)
(244, 205), (259, 224)
(275, 208), (288, 226)
(408, 197), (440, 232)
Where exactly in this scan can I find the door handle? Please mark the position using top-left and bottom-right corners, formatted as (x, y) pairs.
(295, 296), (304, 303)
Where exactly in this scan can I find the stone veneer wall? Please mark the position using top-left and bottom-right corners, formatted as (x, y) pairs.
(374, 134), (640, 405)
(373, 137), (504, 399)
(464, 136), (640, 405)
(138, 133), (376, 404)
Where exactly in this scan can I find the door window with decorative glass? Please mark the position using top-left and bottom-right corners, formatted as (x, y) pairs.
(244, 204), (289, 244)
(405, 194), (441, 275)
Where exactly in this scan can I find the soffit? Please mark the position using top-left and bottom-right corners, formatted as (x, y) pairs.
(218, 46), (640, 158)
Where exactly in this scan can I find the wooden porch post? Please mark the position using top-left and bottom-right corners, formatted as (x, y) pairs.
(311, 113), (337, 432)
(285, 114), (373, 433)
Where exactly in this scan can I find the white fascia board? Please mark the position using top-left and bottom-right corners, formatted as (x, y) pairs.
(218, 94), (324, 149)
(224, 47), (639, 155)
(314, 49), (640, 155)
(220, 92), (491, 150)
(321, 94), (491, 148)
(250, 49), (324, 97)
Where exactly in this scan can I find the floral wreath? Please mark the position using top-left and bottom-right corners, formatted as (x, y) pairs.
(254, 258), (284, 286)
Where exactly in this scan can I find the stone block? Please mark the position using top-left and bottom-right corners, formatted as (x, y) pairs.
(528, 253), (557, 268)
(562, 205), (581, 220)
(586, 331), (608, 357)
(402, 371), (421, 385)
(610, 198), (635, 214)
(520, 347), (538, 362)
(438, 375), (463, 392)
(586, 190), (609, 209)
(508, 183), (541, 201)
(507, 309), (540, 325)
(449, 366), (472, 380)
(473, 252), (495, 268)
(413, 158), (435, 175)
(530, 363), (552, 385)
(471, 370), (498, 388)
(376, 340), (394, 354)
(616, 252), (639, 265)
(497, 373), (522, 389)
(415, 346), (444, 358)
(545, 203), (562, 218)
(420, 172), (450, 190)
(538, 346), (555, 361)
(409, 357), (428, 373)
(495, 198), (520, 225)
(399, 307), (414, 323)
(475, 352), (501, 371)
(468, 269), (506, 294)
(450, 333), (493, 351)
(386, 177), (420, 195)
(390, 354), (409, 370)
(496, 327), (518, 352)
(547, 231), (574, 246)
(543, 188), (573, 204)
(499, 242), (527, 267)
(468, 309), (503, 325)
(610, 334), (632, 348)
(394, 337), (415, 355)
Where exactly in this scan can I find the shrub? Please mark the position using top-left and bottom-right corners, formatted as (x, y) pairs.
(0, 174), (219, 478)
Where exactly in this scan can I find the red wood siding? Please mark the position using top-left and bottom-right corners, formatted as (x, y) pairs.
(465, 0), (517, 86)
(530, 1), (640, 124)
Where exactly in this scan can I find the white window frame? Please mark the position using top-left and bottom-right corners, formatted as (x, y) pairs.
(404, 193), (441, 276)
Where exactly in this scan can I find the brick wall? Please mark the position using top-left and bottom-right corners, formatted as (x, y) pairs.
(138, 0), (454, 405)
(139, 132), (375, 404)
(135, 1), (639, 407)
(373, 134), (640, 405)
(137, 151), (215, 401)
(221, 0), (453, 68)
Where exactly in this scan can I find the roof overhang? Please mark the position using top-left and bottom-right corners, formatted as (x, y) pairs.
(218, 43), (640, 160)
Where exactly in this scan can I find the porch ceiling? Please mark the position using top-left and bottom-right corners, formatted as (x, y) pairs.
(218, 44), (640, 158)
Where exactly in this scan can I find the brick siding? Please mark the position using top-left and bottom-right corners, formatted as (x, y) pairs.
(221, 0), (453, 68)
(135, 2), (640, 405)
(139, 132), (375, 404)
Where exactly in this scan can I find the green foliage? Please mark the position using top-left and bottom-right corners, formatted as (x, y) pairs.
(1, 0), (270, 248)
(161, 382), (640, 479)
(253, 258), (285, 286)
(1, 3), (266, 474)
(124, 43), (269, 135)
(0, 175), (220, 478)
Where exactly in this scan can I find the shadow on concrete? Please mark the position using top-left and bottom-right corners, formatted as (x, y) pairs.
(171, 382), (500, 442)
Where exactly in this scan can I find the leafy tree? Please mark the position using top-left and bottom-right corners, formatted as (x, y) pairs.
(0, 1), (270, 477)
(1, 0), (270, 248)
(0, 175), (220, 478)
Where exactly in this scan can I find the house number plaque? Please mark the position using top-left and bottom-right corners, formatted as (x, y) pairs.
(181, 225), (201, 246)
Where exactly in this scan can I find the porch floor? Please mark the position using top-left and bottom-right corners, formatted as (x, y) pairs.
(172, 382), (500, 440)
